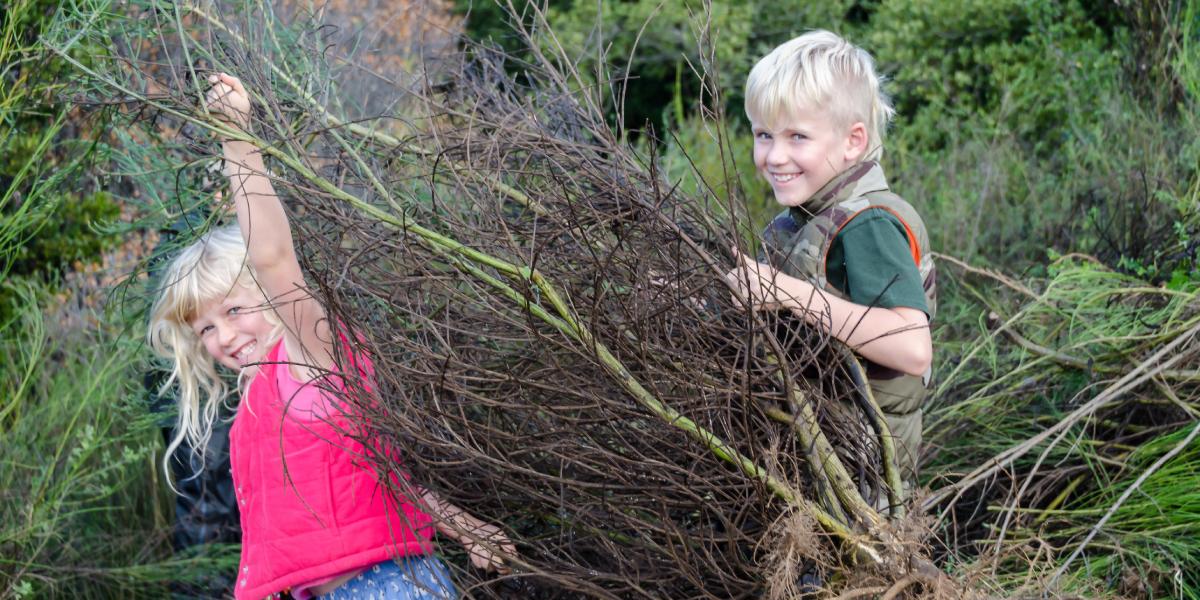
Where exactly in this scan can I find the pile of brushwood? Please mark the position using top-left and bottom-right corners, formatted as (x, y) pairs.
(47, 1), (1198, 598)
(56, 4), (945, 598)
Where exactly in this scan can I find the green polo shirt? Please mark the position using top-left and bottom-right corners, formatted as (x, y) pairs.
(825, 208), (929, 317)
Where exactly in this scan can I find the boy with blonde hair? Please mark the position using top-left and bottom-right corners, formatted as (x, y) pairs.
(726, 30), (937, 489)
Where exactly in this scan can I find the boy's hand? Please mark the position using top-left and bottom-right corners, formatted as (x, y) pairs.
(724, 248), (795, 311)
(204, 72), (251, 131)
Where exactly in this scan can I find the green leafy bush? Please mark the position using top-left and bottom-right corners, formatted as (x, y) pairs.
(0, 189), (120, 278)
(867, 0), (1122, 155)
(871, 0), (1199, 277)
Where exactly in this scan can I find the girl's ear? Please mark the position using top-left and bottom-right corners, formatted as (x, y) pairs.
(843, 121), (869, 162)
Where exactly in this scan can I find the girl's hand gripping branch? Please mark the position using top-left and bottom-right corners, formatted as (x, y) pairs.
(421, 490), (518, 575)
(204, 73), (251, 131)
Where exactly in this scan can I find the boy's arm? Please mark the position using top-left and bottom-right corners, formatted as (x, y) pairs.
(725, 250), (932, 376)
(206, 73), (334, 372)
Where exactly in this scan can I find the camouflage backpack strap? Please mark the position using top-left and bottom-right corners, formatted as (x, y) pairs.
(760, 161), (883, 297)
(760, 210), (802, 270)
(759, 161), (937, 320)
(853, 190), (938, 321)
(760, 200), (872, 303)
(788, 191), (937, 320)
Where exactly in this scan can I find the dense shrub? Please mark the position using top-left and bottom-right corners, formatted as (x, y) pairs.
(0, 189), (120, 279)
(458, 0), (852, 132)
(867, 0), (1123, 155)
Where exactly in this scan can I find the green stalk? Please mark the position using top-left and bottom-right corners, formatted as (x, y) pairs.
(761, 354), (889, 530)
(839, 350), (906, 519)
(786, 383), (888, 528)
(761, 403), (850, 525)
(1033, 473), (1085, 526)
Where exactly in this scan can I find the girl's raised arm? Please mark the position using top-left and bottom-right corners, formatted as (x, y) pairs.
(205, 73), (333, 376)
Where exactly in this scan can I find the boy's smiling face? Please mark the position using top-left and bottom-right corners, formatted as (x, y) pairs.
(750, 109), (866, 208)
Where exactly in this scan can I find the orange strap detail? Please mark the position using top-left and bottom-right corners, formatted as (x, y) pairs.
(821, 206), (921, 276)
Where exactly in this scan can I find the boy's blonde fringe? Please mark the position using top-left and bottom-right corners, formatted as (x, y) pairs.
(147, 225), (280, 483)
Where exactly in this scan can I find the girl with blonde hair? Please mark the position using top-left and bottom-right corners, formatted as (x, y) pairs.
(149, 73), (514, 600)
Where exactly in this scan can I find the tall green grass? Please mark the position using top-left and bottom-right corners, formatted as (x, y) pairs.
(0, 284), (238, 598)
(1054, 423), (1200, 599)
(1, 1), (236, 596)
(923, 257), (1200, 598)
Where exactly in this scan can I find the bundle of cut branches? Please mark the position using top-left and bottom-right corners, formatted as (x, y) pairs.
(49, 2), (957, 598)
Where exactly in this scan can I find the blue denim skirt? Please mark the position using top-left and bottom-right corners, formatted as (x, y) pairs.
(317, 555), (457, 600)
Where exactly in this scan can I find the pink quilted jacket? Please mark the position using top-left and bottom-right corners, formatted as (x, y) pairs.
(229, 339), (434, 599)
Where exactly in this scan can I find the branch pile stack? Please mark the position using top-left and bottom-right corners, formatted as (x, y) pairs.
(53, 3), (958, 598)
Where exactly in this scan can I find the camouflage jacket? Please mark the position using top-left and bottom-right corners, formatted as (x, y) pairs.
(760, 160), (937, 321)
(759, 161), (937, 479)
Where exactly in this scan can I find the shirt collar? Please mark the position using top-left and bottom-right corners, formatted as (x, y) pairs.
(787, 160), (890, 224)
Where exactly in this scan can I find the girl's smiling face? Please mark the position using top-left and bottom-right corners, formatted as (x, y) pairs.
(189, 285), (275, 373)
(750, 109), (867, 207)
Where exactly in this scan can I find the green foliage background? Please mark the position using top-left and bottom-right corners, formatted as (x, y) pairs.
(1, 0), (234, 596)
(0, 0), (121, 319)
(460, 0), (1197, 280)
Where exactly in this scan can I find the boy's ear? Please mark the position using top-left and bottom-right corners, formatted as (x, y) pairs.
(843, 122), (869, 162)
